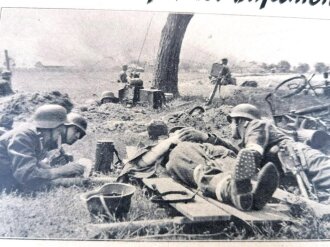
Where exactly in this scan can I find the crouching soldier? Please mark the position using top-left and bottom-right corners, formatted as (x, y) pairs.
(0, 104), (86, 192)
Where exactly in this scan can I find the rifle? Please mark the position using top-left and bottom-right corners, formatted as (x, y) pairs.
(278, 143), (319, 201)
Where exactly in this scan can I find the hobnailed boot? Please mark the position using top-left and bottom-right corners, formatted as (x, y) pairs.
(230, 148), (258, 211)
(252, 162), (279, 210)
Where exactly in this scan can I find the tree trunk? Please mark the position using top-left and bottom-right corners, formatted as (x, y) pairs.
(153, 13), (193, 97)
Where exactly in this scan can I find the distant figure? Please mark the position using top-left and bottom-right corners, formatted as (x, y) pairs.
(219, 58), (234, 85)
(118, 65), (128, 83)
(323, 72), (330, 97)
(0, 70), (14, 96)
(324, 72), (330, 86)
(0, 114), (14, 136)
(100, 91), (119, 104)
(209, 58), (235, 86)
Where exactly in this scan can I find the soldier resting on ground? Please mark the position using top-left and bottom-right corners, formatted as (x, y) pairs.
(167, 104), (330, 206)
(118, 104), (282, 211)
(0, 105), (88, 192)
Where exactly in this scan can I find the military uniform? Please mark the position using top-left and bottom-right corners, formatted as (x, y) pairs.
(0, 124), (52, 191)
(240, 119), (330, 198)
(119, 71), (128, 83)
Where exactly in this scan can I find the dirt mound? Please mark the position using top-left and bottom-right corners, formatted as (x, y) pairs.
(0, 91), (74, 121)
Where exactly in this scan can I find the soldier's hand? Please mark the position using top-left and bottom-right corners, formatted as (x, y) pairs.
(60, 163), (85, 177)
(177, 127), (208, 143)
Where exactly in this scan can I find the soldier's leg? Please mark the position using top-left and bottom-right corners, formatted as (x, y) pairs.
(165, 142), (209, 188)
(194, 148), (278, 211)
(196, 162), (279, 211)
(300, 144), (330, 192)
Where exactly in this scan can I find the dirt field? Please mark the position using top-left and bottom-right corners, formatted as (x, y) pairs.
(1, 69), (330, 240)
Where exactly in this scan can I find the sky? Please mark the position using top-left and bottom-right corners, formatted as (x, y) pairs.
(0, 8), (329, 68)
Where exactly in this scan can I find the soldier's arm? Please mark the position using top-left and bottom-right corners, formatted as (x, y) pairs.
(7, 132), (83, 186)
(206, 133), (239, 154)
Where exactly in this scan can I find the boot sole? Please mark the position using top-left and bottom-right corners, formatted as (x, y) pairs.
(234, 149), (257, 181)
(231, 149), (257, 211)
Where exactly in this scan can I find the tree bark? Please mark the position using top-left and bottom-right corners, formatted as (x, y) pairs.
(153, 13), (193, 97)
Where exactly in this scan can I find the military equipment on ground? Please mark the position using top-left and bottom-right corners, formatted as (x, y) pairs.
(278, 143), (319, 201)
(94, 139), (122, 174)
(147, 120), (168, 140)
(274, 73), (330, 98)
(139, 89), (166, 109)
(80, 183), (136, 221)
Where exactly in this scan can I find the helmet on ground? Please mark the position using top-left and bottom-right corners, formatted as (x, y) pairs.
(101, 91), (115, 101)
(227, 104), (261, 123)
(66, 113), (87, 138)
(33, 104), (68, 129)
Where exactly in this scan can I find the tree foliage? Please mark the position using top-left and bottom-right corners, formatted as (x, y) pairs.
(314, 62), (329, 73)
(295, 63), (310, 74)
(277, 60), (291, 73)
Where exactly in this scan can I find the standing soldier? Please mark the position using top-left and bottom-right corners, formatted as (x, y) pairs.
(119, 64), (129, 83)
(0, 104), (86, 191)
(0, 70), (14, 96)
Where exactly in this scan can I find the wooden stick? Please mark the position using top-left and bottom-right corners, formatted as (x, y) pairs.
(88, 216), (201, 233)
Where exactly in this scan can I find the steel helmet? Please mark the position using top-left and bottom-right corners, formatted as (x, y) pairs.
(66, 113), (87, 138)
(101, 91), (115, 100)
(227, 104), (261, 123)
(33, 104), (68, 129)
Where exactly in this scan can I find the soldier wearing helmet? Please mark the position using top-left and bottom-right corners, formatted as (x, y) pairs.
(64, 113), (87, 145)
(0, 104), (86, 191)
(118, 104), (279, 211)
(226, 103), (330, 204)
(46, 112), (88, 167)
(100, 91), (119, 104)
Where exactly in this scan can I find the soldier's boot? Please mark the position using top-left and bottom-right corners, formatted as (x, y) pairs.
(252, 162), (279, 210)
(215, 161), (279, 211)
(230, 148), (258, 211)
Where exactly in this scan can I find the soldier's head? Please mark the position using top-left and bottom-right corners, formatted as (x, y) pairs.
(122, 65), (128, 71)
(324, 72), (329, 79)
(221, 58), (228, 65)
(227, 104), (261, 139)
(33, 104), (68, 150)
(100, 91), (116, 104)
(64, 113), (87, 145)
